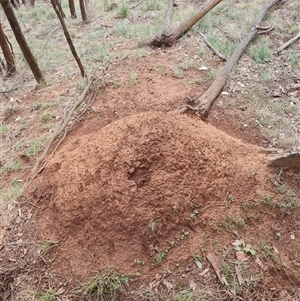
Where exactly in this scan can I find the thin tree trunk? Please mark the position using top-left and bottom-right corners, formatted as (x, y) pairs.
(30, 0), (35, 7)
(0, 21), (16, 75)
(149, 0), (223, 47)
(79, 0), (87, 22)
(186, 0), (281, 117)
(0, 0), (45, 84)
(56, 0), (66, 18)
(50, 0), (85, 77)
(68, 0), (77, 19)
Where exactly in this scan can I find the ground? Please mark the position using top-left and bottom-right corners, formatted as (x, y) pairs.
(0, 0), (300, 300)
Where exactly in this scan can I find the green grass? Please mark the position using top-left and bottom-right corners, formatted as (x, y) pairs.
(0, 177), (24, 204)
(142, 0), (162, 12)
(0, 125), (9, 135)
(115, 21), (154, 38)
(38, 290), (55, 301)
(117, 2), (129, 18)
(39, 240), (59, 253)
(129, 72), (140, 84)
(286, 49), (299, 66)
(15, 136), (47, 158)
(250, 40), (273, 63)
(1, 160), (21, 174)
(276, 185), (300, 211)
(82, 269), (130, 301)
(41, 112), (55, 123)
(174, 289), (194, 301)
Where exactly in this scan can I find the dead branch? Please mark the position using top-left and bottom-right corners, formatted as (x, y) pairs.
(182, 0), (282, 117)
(148, 0), (223, 47)
(199, 32), (226, 61)
(257, 27), (274, 35)
(274, 31), (300, 55)
(29, 79), (94, 179)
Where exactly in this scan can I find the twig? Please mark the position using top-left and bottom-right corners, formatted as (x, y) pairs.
(274, 31), (300, 55)
(130, 0), (147, 9)
(257, 27), (274, 35)
(199, 31), (227, 61)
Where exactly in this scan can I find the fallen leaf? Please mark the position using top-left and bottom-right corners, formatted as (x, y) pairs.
(190, 280), (197, 291)
(236, 251), (246, 261)
(207, 252), (227, 285)
(291, 233), (295, 240)
(199, 268), (209, 276)
(162, 279), (173, 292)
(232, 239), (243, 246)
(272, 245), (279, 254)
(55, 287), (65, 296)
(255, 255), (263, 268)
(235, 265), (244, 285)
(195, 259), (202, 270)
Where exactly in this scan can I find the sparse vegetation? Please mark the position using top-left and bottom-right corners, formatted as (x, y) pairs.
(38, 290), (55, 301)
(39, 240), (59, 253)
(1, 160), (21, 174)
(81, 269), (130, 301)
(117, 1), (129, 19)
(0, 125), (9, 135)
(250, 40), (273, 63)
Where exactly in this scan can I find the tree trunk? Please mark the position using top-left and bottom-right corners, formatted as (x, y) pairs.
(149, 0), (223, 47)
(30, 0), (35, 7)
(187, 0), (281, 117)
(79, 0), (87, 22)
(0, 21), (16, 75)
(0, 0), (45, 84)
(68, 0), (77, 19)
(56, 0), (66, 18)
(50, 0), (85, 77)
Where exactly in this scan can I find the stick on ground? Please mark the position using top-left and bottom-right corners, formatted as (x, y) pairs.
(29, 79), (94, 179)
(274, 31), (300, 55)
(200, 32), (227, 61)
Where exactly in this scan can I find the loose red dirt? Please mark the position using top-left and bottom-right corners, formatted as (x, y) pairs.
(30, 111), (273, 278)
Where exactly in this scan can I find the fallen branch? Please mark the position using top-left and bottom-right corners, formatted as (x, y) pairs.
(182, 0), (281, 117)
(148, 0), (223, 47)
(200, 31), (227, 61)
(29, 78), (94, 179)
(274, 31), (300, 55)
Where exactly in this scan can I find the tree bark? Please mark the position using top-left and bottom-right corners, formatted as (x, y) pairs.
(79, 0), (87, 22)
(0, 0), (45, 84)
(56, 0), (66, 18)
(187, 0), (281, 117)
(149, 0), (223, 47)
(0, 21), (16, 75)
(50, 0), (85, 77)
(68, 0), (77, 19)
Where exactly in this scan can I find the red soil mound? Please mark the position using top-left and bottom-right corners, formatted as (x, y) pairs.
(30, 112), (271, 278)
